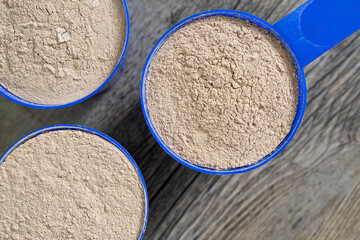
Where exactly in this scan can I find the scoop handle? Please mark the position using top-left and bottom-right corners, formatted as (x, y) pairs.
(273, 0), (360, 67)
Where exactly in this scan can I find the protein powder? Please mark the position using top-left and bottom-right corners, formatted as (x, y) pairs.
(0, 0), (127, 105)
(0, 128), (146, 239)
(146, 16), (298, 170)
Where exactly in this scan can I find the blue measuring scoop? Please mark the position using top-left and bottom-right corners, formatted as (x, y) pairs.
(141, 0), (360, 174)
(0, 0), (130, 109)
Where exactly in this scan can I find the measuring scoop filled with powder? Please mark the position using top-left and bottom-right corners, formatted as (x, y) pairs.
(0, 125), (148, 239)
(141, 0), (359, 174)
(0, 0), (129, 108)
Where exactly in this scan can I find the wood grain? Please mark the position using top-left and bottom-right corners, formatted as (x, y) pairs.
(0, 0), (359, 239)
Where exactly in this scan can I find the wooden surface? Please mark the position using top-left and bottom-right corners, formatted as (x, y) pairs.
(0, 0), (359, 239)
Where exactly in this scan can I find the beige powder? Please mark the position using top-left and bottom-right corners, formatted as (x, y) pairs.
(0, 130), (145, 239)
(146, 16), (298, 170)
(0, 0), (126, 105)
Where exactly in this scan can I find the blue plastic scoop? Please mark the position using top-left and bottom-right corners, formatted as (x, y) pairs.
(0, 0), (130, 109)
(274, 0), (360, 67)
(141, 0), (360, 174)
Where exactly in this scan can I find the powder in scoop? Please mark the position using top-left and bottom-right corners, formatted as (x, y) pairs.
(146, 16), (298, 170)
(0, 0), (126, 105)
(0, 130), (145, 239)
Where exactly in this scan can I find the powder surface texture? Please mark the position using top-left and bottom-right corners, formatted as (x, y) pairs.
(146, 16), (298, 170)
(0, 0), (126, 105)
(0, 130), (145, 239)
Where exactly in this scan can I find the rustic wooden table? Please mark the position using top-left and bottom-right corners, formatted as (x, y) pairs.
(0, 0), (359, 239)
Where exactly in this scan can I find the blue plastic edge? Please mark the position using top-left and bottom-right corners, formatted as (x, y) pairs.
(140, 9), (307, 175)
(0, 124), (148, 240)
(0, 0), (130, 109)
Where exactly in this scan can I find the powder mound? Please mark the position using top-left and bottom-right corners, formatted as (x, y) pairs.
(0, 0), (126, 105)
(0, 130), (145, 239)
(146, 16), (298, 170)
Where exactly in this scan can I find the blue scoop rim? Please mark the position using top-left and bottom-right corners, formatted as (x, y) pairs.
(0, 0), (130, 109)
(0, 124), (149, 240)
(140, 9), (307, 175)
